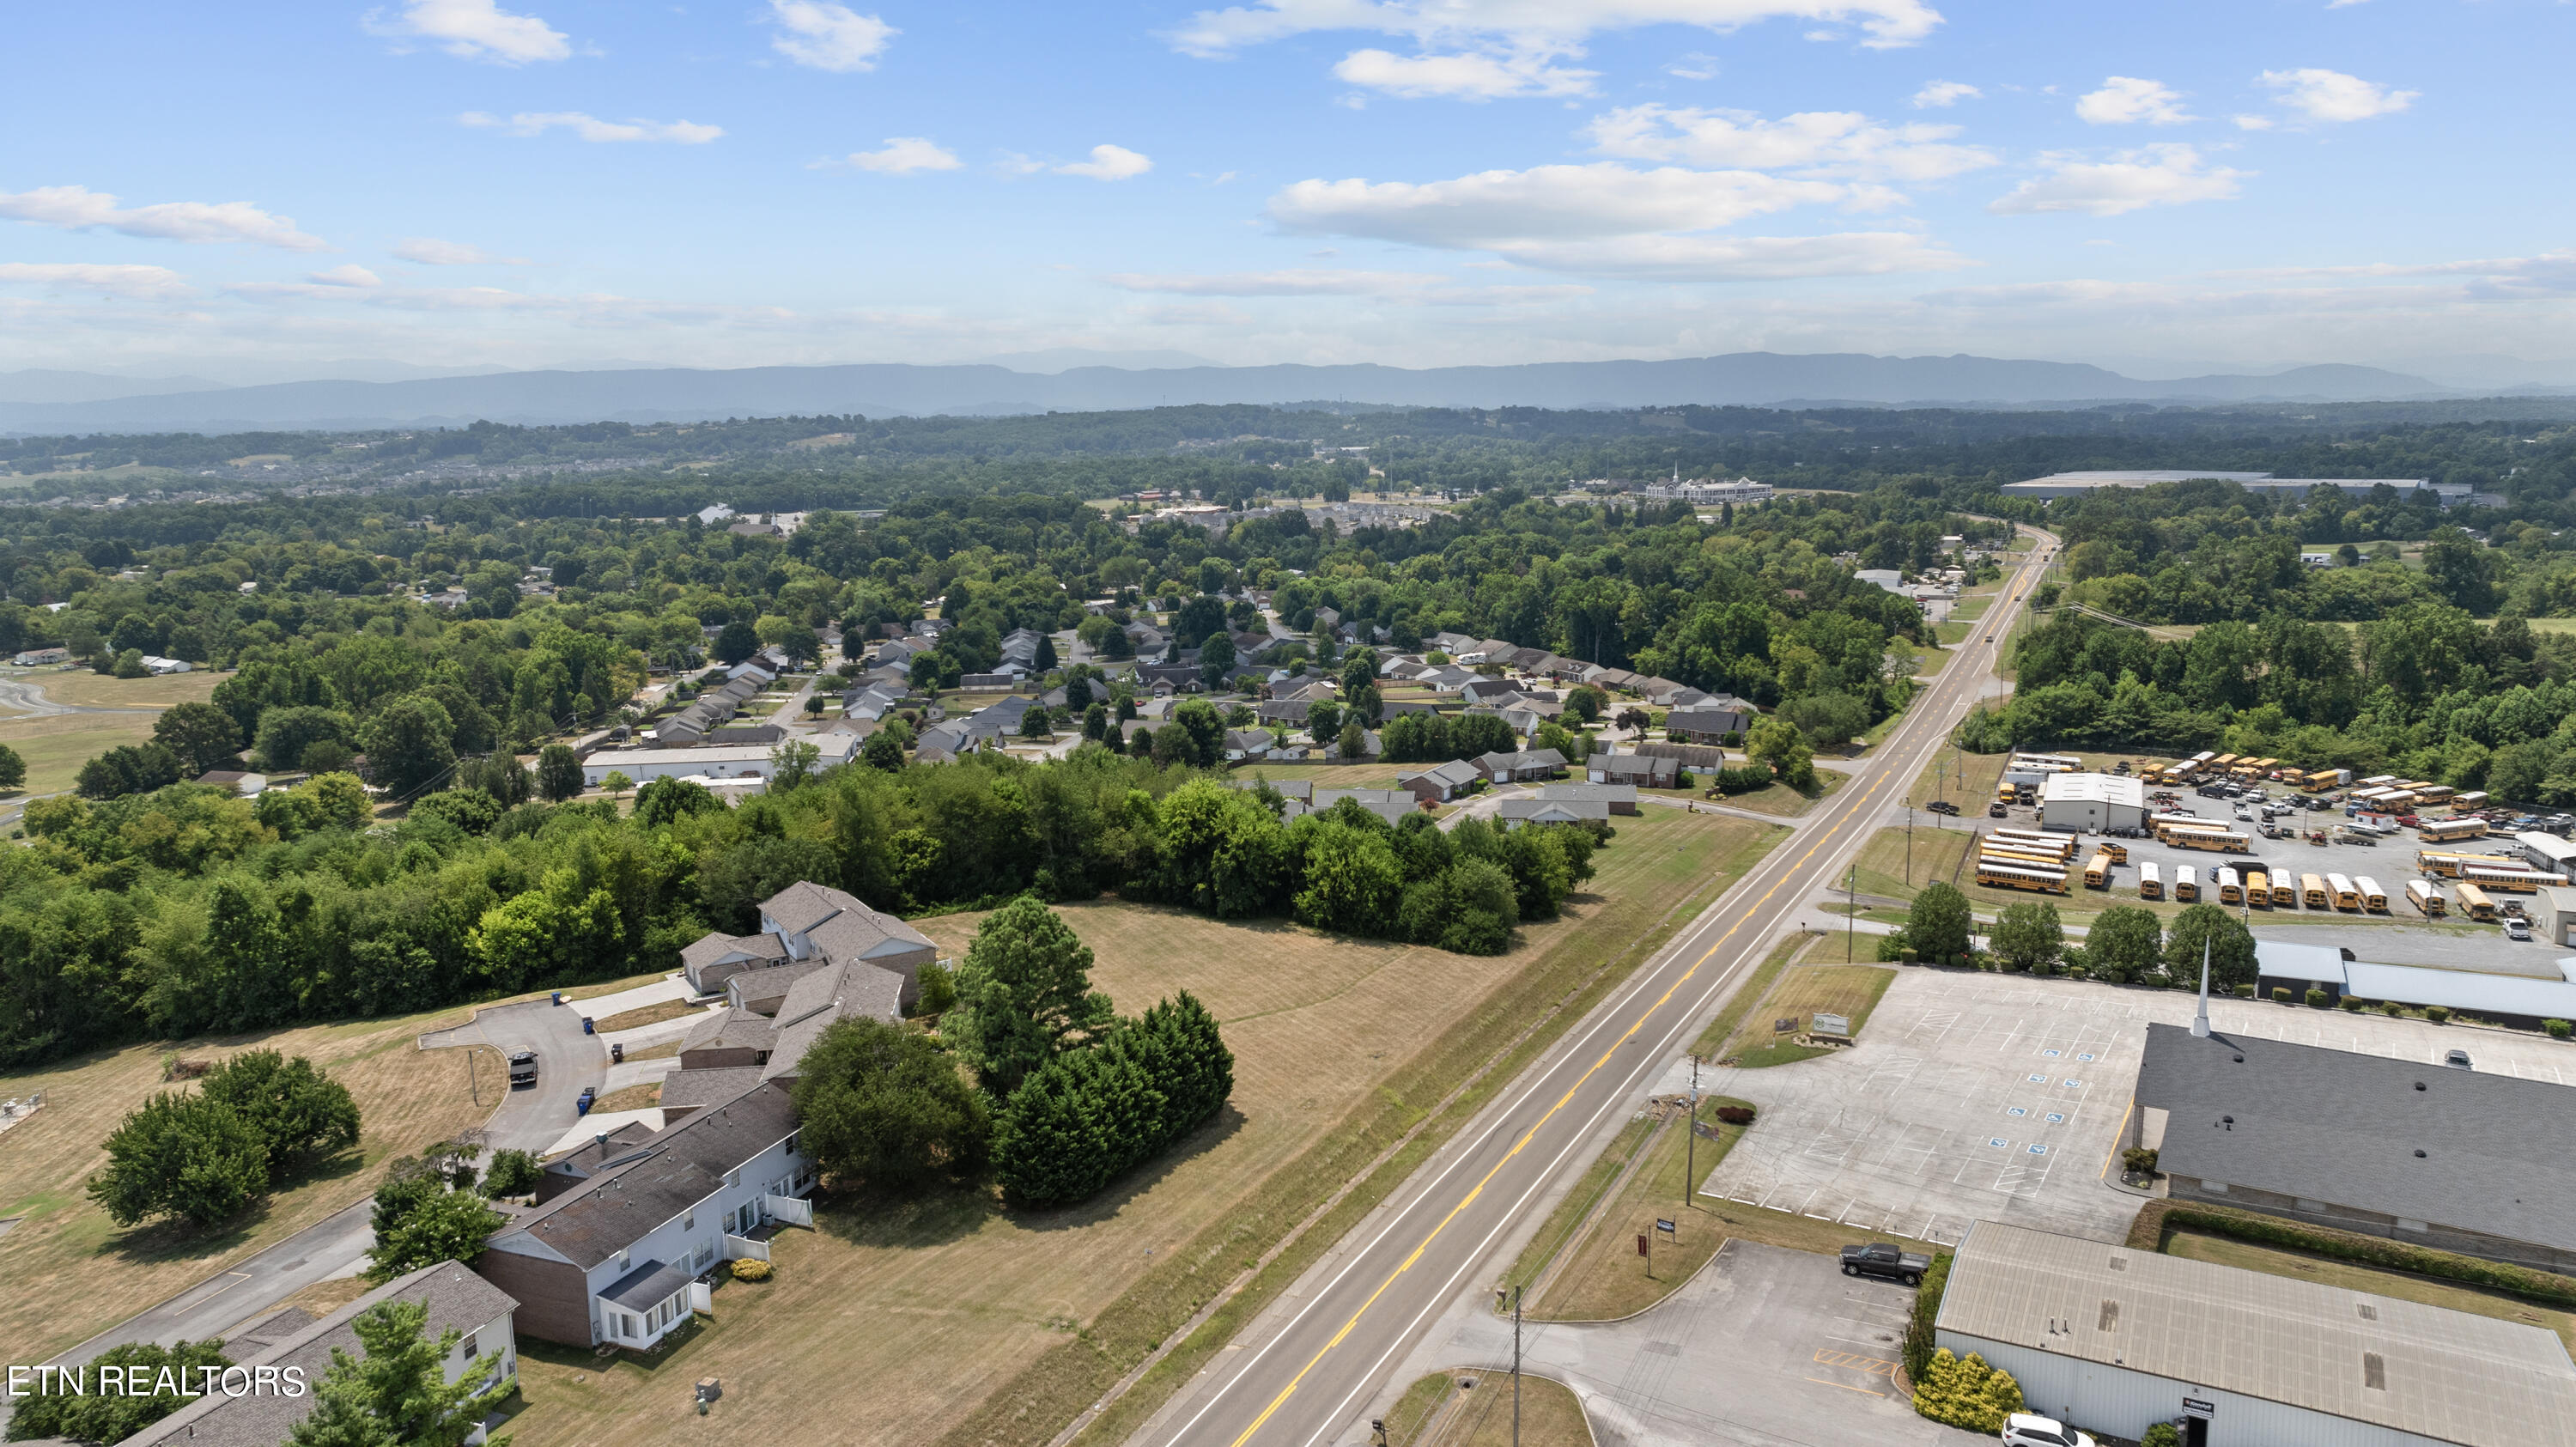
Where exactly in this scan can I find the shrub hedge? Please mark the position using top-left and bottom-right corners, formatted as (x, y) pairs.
(2131, 1201), (2576, 1310)
(993, 991), (1235, 1207)
(1901, 1249), (1954, 1383)
(1911, 1348), (2022, 1433)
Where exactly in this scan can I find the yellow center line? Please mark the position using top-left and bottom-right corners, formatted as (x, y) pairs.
(1218, 546), (2045, 1447)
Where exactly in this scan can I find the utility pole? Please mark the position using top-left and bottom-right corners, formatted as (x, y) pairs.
(1906, 804), (1914, 885)
(1494, 1286), (1522, 1447)
(1685, 1054), (1702, 1208)
(1847, 865), (1859, 963)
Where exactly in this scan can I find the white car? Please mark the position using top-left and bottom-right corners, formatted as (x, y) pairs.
(2506, 918), (2532, 941)
(2002, 1414), (2098, 1447)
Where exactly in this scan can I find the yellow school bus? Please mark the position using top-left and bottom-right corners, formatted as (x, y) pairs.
(2172, 866), (2199, 903)
(1976, 860), (2067, 894)
(2328, 872), (2360, 911)
(2406, 879), (2445, 917)
(2138, 860), (2163, 900)
(2216, 867), (2244, 905)
(2245, 870), (2270, 908)
(2085, 853), (2114, 889)
(2354, 876), (2389, 913)
(2301, 872), (2329, 909)
(2456, 882), (2496, 921)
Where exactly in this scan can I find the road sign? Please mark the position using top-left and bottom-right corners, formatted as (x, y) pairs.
(1656, 1219), (1677, 1234)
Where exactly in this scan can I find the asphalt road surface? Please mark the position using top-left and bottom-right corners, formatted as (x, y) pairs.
(1127, 531), (2057, 1447)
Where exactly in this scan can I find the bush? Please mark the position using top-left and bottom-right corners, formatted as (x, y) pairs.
(1901, 1250), (1953, 1382)
(2381, 1000), (2404, 1016)
(1899, 948), (1918, 964)
(2123, 1146), (2160, 1176)
(2427, 1006), (2451, 1024)
(1911, 1348), (2024, 1433)
(2142, 1201), (2576, 1310)
(730, 1258), (773, 1282)
(2269, 986), (2291, 1004)
(2305, 988), (2329, 1007)
(2550, 1018), (2573, 1040)
(2341, 996), (2366, 1012)
(1713, 1104), (1757, 1126)
(2233, 983), (2256, 999)
(6, 1338), (232, 1444)
(2143, 1425), (2182, 1447)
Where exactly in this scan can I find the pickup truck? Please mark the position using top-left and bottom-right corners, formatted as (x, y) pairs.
(1839, 1242), (1931, 1285)
(507, 1051), (539, 1088)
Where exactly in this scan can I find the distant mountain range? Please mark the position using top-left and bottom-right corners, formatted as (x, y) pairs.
(3, 352), (2567, 435)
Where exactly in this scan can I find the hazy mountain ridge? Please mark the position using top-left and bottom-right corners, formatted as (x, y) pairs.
(0, 352), (2535, 435)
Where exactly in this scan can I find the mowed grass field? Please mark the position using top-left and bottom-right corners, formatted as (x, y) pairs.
(0, 669), (226, 798)
(1713, 964), (1898, 1067)
(1225, 761), (1410, 790)
(0, 1010), (503, 1365)
(501, 807), (1782, 1447)
(1397, 1371), (1589, 1447)
(33, 671), (222, 710)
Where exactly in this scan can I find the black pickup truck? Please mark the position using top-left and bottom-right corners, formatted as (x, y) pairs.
(1840, 1242), (1932, 1285)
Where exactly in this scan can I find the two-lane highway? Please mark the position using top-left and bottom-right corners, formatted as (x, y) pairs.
(1128, 531), (2056, 1447)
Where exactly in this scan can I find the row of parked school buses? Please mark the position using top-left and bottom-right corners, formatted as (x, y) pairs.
(1967, 825), (2552, 927)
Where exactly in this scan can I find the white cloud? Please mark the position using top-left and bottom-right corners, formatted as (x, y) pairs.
(1667, 52), (1721, 81)
(766, 0), (896, 72)
(1270, 163), (1841, 248)
(2075, 76), (2193, 125)
(1168, 0), (1947, 64)
(460, 112), (725, 143)
(1057, 145), (1153, 180)
(1989, 144), (2245, 216)
(1492, 231), (1967, 280)
(0, 262), (193, 301)
(2232, 114), (2275, 131)
(308, 264), (384, 287)
(2259, 68), (2416, 123)
(363, 0), (568, 64)
(392, 237), (529, 264)
(822, 137), (963, 173)
(1911, 79), (1978, 107)
(1585, 104), (1996, 181)
(1333, 48), (1596, 99)
(1103, 269), (1450, 295)
(0, 185), (326, 250)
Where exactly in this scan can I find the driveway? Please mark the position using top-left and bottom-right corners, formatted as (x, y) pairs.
(417, 995), (609, 1156)
(1425, 1241), (1973, 1447)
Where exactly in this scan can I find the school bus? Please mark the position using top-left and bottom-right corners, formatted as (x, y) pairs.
(2168, 829), (2250, 854)
(2085, 853), (2115, 889)
(2456, 791), (2490, 809)
(2417, 818), (2488, 844)
(2138, 860), (2163, 900)
(2354, 876), (2389, 913)
(2269, 875), (2297, 908)
(2211, 753), (2241, 770)
(2456, 882), (2496, 921)
(2245, 869), (2270, 907)
(1981, 848), (2067, 872)
(1975, 860), (2067, 894)
(2416, 850), (2520, 879)
(2463, 865), (2567, 894)
(2413, 785), (2456, 804)
(2301, 872), (2330, 909)
(2098, 841), (2129, 865)
(2406, 879), (2446, 917)
(1990, 830), (2075, 857)
(2172, 866), (2199, 903)
(2328, 872), (2360, 911)
(2301, 769), (2348, 792)
(2184, 751), (2217, 773)
(2216, 867), (2244, 905)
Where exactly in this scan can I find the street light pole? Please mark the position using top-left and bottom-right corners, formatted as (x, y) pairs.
(1685, 1054), (1701, 1210)
(1494, 1286), (1522, 1447)
(1847, 865), (1859, 963)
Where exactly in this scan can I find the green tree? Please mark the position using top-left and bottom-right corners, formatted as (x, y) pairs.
(152, 701), (244, 776)
(946, 897), (1114, 1097)
(481, 1147), (541, 1198)
(1777, 692), (1869, 749)
(284, 1297), (514, 1447)
(200, 1049), (361, 1173)
(790, 1017), (990, 1190)
(1990, 901), (2063, 973)
(600, 769), (633, 801)
(1743, 717), (1816, 788)
(114, 648), (148, 678)
(769, 737), (822, 790)
(4, 1338), (232, 1444)
(86, 1091), (270, 1228)
(360, 696), (456, 799)
(366, 1186), (503, 1283)
(534, 743), (582, 802)
(714, 620), (762, 666)
(1171, 696), (1226, 768)
(1338, 720), (1368, 760)
(864, 731), (907, 771)
(2164, 903), (2257, 990)
(1907, 881), (1972, 961)
(1307, 698), (1343, 744)
(0, 742), (22, 791)
(1199, 630), (1237, 690)
(255, 706), (355, 773)
(1020, 707), (1052, 739)
(2086, 904), (2163, 980)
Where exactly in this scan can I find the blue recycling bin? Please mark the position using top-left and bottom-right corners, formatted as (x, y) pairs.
(581, 1017), (595, 1034)
(551, 992), (564, 1006)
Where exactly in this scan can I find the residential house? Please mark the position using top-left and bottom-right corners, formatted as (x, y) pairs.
(1137, 661), (1202, 691)
(475, 1079), (816, 1349)
(1459, 638), (1521, 666)
(1227, 777), (1315, 808)
(874, 638), (922, 669)
(10, 647), (70, 666)
(579, 734), (856, 788)
(725, 660), (780, 687)
(1430, 630), (1480, 655)
(1474, 747), (1569, 783)
(1589, 752), (1680, 789)
(1461, 678), (1522, 706)
(124, 1262), (518, 1447)
(1419, 666), (1480, 693)
(1256, 698), (1314, 729)
(193, 769), (269, 797)
(1496, 796), (1610, 830)
(1665, 705), (1755, 744)
(1224, 728), (1276, 762)
(680, 930), (791, 994)
(1311, 788), (1416, 824)
(1398, 757), (1485, 803)
(1591, 667), (1643, 693)
(1534, 781), (1638, 815)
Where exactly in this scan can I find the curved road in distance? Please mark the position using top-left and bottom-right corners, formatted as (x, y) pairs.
(1127, 528), (2057, 1447)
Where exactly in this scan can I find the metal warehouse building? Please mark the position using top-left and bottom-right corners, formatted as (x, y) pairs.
(2039, 772), (2147, 834)
(1935, 1220), (2576, 1447)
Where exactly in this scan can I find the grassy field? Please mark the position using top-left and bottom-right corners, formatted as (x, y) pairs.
(592, 1000), (698, 1033)
(0, 712), (166, 798)
(2160, 1228), (2576, 1355)
(592, 1081), (662, 1112)
(20, 671), (222, 710)
(1712, 964), (1897, 1067)
(1396, 1371), (1589, 1447)
(0, 1011), (503, 1364)
(1226, 761), (1409, 790)
(500, 809), (1782, 1447)
(1690, 933), (1820, 1058)
(1709, 768), (1844, 818)
(1518, 1096), (1753, 1320)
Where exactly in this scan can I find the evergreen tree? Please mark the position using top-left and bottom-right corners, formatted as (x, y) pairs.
(945, 897), (1113, 1097)
(284, 1298), (513, 1447)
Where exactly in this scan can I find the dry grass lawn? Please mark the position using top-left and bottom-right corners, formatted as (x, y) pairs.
(0, 711), (165, 798)
(0, 1010), (503, 1364)
(1718, 769), (1844, 818)
(592, 1000), (697, 1034)
(1713, 964), (1897, 1067)
(500, 807), (1780, 1447)
(592, 1081), (662, 1112)
(1518, 1096), (1751, 1321)
(1225, 761), (1409, 790)
(1403, 1371), (1590, 1447)
(33, 672), (223, 710)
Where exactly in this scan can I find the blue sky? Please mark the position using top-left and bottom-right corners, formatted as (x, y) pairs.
(3, 0), (2569, 380)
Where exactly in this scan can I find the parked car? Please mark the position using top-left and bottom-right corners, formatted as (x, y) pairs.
(2506, 918), (2532, 942)
(1839, 1242), (1930, 1285)
(1927, 799), (1959, 816)
(2445, 1049), (2475, 1070)
(2002, 1414), (2099, 1447)
(507, 1051), (539, 1088)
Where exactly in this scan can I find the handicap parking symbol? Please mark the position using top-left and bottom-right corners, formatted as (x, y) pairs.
(1989, 1137), (2009, 1148)
(2063, 1079), (2083, 1089)
(2026, 1073), (2049, 1083)
(2007, 1107), (2027, 1118)
(2042, 1049), (2061, 1058)
(2027, 1144), (2048, 1156)
(2045, 1112), (2066, 1124)
(2077, 1053), (2097, 1062)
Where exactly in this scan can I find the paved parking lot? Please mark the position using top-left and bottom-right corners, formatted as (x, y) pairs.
(1695, 968), (2576, 1249)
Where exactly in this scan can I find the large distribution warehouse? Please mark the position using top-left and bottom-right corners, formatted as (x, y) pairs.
(1934, 1220), (2576, 1447)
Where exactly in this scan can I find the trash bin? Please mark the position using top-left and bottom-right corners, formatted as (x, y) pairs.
(551, 992), (564, 1006)
(611, 1043), (624, 1063)
(582, 1017), (595, 1035)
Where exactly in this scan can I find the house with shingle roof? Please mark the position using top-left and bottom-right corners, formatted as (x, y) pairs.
(1398, 757), (1485, 804)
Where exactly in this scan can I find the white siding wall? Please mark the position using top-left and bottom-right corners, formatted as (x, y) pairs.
(1940, 1331), (2449, 1447)
(580, 1134), (811, 1342)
